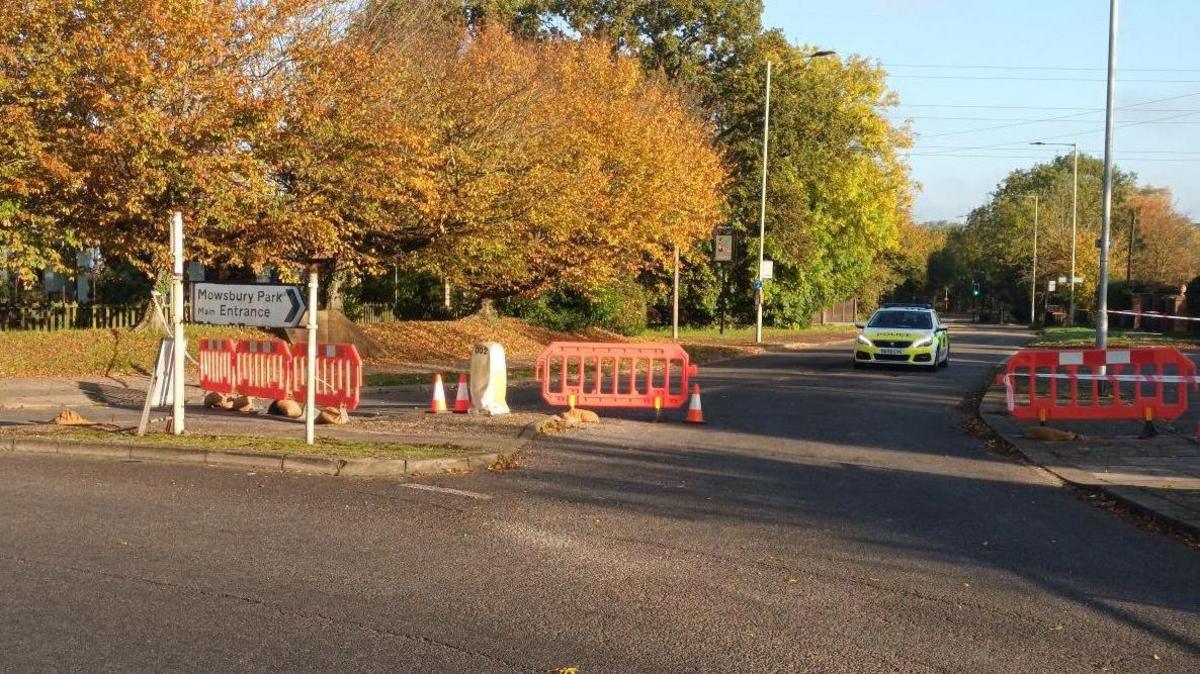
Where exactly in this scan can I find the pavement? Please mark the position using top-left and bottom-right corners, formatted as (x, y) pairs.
(0, 375), (544, 454)
(0, 324), (1197, 672)
(981, 368), (1200, 537)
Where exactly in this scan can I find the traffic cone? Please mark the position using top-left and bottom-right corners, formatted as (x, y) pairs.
(427, 373), (449, 414)
(684, 384), (706, 424)
(453, 373), (471, 414)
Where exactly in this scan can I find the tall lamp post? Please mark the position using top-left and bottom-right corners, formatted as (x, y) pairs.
(1031, 141), (1078, 325)
(1095, 0), (1119, 349)
(1025, 194), (1039, 326)
(756, 49), (836, 344)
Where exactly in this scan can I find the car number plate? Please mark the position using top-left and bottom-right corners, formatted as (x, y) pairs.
(879, 348), (905, 355)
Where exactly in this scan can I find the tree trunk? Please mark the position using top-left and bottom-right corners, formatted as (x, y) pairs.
(132, 271), (169, 333)
(477, 297), (496, 320)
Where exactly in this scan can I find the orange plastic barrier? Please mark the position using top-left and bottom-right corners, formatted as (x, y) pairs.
(234, 339), (293, 401)
(1002, 347), (1197, 423)
(197, 339), (363, 408)
(534, 342), (698, 409)
(198, 339), (237, 395)
(290, 342), (363, 410)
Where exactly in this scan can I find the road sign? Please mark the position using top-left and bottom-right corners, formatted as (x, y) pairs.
(714, 234), (734, 262)
(760, 260), (774, 280)
(1072, 276), (1084, 284)
(1058, 276), (1067, 284)
(1048, 280), (1057, 291)
(191, 283), (306, 328)
(752, 279), (763, 290)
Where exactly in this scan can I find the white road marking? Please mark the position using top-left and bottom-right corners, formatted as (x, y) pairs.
(400, 483), (492, 500)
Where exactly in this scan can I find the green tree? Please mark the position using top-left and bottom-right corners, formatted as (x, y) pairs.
(717, 33), (913, 325)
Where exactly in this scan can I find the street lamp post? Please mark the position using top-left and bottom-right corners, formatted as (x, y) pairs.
(1025, 195), (1039, 326)
(756, 49), (836, 344)
(1031, 141), (1078, 326)
(1096, 0), (1119, 349)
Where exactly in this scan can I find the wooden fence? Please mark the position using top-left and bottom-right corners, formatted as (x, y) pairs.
(0, 303), (146, 331)
(815, 299), (858, 325)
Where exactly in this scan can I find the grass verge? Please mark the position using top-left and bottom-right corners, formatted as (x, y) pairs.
(2, 425), (472, 459)
(0, 325), (268, 378)
(1030, 327), (1200, 348)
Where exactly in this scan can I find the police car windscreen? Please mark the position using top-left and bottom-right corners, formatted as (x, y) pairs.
(868, 311), (932, 330)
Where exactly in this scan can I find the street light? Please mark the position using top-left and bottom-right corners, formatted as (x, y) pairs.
(1023, 194), (1039, 326)
(1030, 140), (1078, 325)
(756, 49), (836, 344)
(1096, 0), (1119, 349)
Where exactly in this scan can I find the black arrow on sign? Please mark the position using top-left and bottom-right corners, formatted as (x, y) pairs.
(284, 287), (305, 326)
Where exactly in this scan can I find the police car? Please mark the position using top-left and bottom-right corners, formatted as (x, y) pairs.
(852, 304), (949, 371)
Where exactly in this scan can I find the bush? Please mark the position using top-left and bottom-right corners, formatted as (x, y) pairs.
(502, 281), (648, 335)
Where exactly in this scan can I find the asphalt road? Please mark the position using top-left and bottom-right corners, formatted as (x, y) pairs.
(1, 324), (1196, 672)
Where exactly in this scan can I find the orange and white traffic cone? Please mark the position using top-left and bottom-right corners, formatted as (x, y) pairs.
(684, 384), (705, 424)
(453, 373), (471, 414)
(427, 373), (449, 414)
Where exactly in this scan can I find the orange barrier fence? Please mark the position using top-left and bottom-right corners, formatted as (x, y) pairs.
(197, 339), (362, 409)
(1001, 347), (1197, 423)
(290, 342), (363, 410)
(197, 339), (237, 394)
(235, 340), (292, 401)
(534, 342), (698, 409)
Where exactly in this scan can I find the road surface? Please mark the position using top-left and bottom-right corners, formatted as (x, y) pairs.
(1, 324), (1196, 672)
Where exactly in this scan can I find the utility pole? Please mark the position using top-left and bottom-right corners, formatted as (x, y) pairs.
(1029, 195), (1039, 326)
(1097, 0), (1119, 349)
(1126, 210), (1136, 282)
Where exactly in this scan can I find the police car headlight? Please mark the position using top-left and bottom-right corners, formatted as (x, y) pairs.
(856, 335), (873, 347)
(912, 335), (935, 348)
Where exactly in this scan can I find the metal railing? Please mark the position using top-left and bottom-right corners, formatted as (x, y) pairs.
(355, 302), (396, 324)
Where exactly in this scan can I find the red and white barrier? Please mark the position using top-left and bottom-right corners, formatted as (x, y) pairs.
(1000, 347), (1196, 422)
(290, 342), (362, 410)
(197, 339), (362, 410)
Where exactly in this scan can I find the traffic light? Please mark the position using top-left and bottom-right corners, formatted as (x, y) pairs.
(971, 281), (980, 298)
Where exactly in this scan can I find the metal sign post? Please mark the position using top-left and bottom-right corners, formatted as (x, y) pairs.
(170, 212), (186, 435)
(305, 267), (318, 445)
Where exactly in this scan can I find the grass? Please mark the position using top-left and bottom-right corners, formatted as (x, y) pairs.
(364, 366), (535, 387)
(0, 324), (267, 378)
(1031, 327), (1200, 348)
(4, 425), (471, 459)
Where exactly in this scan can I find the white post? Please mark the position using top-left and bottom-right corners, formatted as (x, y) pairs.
(305, 267), (319, 445)
(755, 61), (773, 345)
(672, 244), (680, 340)
(170, 211), (186, 435)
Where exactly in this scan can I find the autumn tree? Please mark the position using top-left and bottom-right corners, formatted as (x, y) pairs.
(1127, 187), (1200, 288)
(942, 154), (1136, 320)
(397, 27), (726, 307)
(0, 0), (345, 284)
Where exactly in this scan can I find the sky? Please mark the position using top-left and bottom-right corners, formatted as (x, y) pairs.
(763, 0), (1200, 223)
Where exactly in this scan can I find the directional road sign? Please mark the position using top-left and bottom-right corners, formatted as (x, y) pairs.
(191, 283), (306, 328)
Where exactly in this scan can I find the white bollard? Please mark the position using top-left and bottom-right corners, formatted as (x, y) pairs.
(469, 342), (510, 415)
